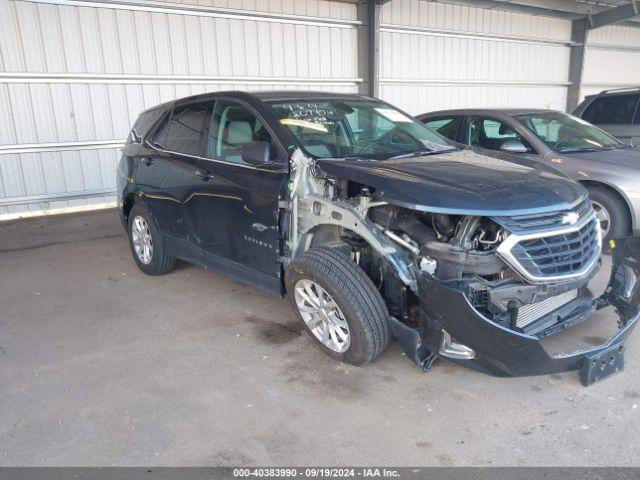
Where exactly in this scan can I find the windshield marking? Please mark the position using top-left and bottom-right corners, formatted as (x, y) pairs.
(268, 99), (453, 161)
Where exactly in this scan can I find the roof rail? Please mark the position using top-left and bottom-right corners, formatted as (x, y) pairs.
(600, 86), (640, 95)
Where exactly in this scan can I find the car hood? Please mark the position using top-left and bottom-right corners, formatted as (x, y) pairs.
(316, 149), (586, 216)
(562, 147), (640, 168)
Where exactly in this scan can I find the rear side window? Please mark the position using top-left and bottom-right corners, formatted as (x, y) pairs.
(423, 117), (462, 141)
(153, 104), (209, 156)
(127, 108), (164, 144)
(582, 94), (639, 125)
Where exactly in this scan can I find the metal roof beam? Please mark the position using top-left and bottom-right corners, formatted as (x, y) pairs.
(585, 1), (640, 29)
(425, 0), (640, 27)
(419, 0), (582, 20)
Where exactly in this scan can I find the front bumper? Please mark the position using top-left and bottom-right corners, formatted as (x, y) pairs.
(389, 237), (640, 385)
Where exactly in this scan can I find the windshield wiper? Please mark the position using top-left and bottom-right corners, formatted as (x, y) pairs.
(559, 147), (615, 154)
(389, 148), (456, 160)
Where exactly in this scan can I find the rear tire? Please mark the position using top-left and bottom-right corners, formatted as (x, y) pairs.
(586, 185), (630, 246)
(127, 203), (176, 275)
(285, 247), (390, 365)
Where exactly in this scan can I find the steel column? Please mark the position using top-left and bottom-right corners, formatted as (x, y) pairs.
(567, 18), (589, 112)
(357, 0), (388, 98)
(567, 1), (640, 112)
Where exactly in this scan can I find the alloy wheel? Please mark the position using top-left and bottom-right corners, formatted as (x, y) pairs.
(132, 215), (153, 265)
(592, 200), (611, 239)
(294, 279), (350, 353)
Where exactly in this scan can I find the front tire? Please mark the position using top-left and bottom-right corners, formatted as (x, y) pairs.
(285, 248), (390, 365)
(127, 203), (176, 275)
(586, 185), (630, 245)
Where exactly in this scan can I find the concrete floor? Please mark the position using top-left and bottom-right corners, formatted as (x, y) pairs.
(1, 210), (639, 467)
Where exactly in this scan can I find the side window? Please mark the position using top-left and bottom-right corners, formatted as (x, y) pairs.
(582, 94), (639, 125)
(152, 115), (171, 148)
(423, 117), (461, 141)
(468, 117), (533, 152)
(482, 119), (517, 140)
(207, 100), (273, 164)
(163, 105), (208, 156)
(128, 109), (161, 144)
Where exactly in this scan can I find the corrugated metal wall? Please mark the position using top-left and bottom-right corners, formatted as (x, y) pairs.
(0, 0), (359, 217)
(582, 25), (640, 99)
(378, 0), (572, 115)
(1, 0), (639, 218)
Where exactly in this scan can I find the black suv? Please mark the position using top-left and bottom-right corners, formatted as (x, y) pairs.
(117, 91), (640, 385)
(574, 87), (640, 149)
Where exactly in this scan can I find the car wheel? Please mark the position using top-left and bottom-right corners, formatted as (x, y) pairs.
(285, 247), (390, 365)
(127, 203), (176, 275)
(586, 186), (630, 245)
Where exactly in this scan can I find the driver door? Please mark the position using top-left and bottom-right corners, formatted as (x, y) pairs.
(186, 99), (288, 295)
(466, 116), (538, 159)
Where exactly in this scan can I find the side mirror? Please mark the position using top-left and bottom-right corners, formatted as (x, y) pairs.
(500, 140), (529, 154)
(241, 141), (273, 166)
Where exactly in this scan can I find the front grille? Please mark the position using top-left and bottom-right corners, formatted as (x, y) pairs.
(493, 198), (592, 234)
(516, 289), (578, 329)
(509, 217), (600, 278)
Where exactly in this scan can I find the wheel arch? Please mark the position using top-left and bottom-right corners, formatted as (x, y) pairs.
(123, 192), (163, 234)
(288, 222), (415, 316)
(122, 191), (137, 223)
(578, 179), (634, 233)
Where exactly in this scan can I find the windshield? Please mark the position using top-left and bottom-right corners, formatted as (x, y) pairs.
(267, 99), (454, 160)
(515, 111), (623, 153)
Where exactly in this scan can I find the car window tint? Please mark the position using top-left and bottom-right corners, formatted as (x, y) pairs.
(515, 111), (621, 153)
(151, 115), (171, 148)
(207, 100), (273, 164)
(526, 117), (562, 143)
(163, 105), (208, 156)
(467, 117), (532, 152)
(424, 117), (461, 141)
(582, 94), (639, 124)
(128, 109), (163, 144)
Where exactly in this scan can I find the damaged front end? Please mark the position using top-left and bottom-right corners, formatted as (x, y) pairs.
(392, 236), (640, 386)
(379, 203), (640, 386)
(284, 149), (640, 386)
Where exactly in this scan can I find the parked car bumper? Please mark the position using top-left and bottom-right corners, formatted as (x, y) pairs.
(389, 237), (640, 385)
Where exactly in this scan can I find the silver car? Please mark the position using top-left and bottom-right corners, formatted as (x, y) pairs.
(417, 109), (640, 243)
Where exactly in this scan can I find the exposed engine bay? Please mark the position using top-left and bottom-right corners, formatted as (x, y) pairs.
(364, 203), (597, 335)
(287, 149), (599, 338)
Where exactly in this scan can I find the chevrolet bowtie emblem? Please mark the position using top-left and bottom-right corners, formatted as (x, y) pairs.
(562, 212), (580, 225)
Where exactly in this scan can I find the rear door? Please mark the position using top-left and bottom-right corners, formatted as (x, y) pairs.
(581, 93), (640, 147)
(185, 98), (288, 294)
(138, 103), (210, 260)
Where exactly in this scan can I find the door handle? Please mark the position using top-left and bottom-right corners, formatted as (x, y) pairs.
(194, 169), (214, 181)
(141, 157), (154, 166)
